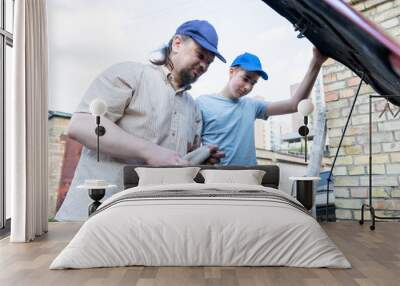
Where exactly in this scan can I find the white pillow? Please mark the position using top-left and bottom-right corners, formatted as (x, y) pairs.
(135, 167), (200, 186)
(200, 169), (266, 185)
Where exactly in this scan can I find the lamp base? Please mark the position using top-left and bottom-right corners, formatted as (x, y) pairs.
(296, 180), (313, 210)
(88, 188), (105, 216)
(289, 177), (320, 211)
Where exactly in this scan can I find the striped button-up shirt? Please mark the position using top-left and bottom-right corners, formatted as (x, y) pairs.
(55, 62), (202, 221)
(77, 62), (202, 154)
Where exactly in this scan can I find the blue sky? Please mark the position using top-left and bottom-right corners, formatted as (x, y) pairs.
(47, 0), (315, 120)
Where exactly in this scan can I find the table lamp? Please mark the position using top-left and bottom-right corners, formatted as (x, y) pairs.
(297, 99), (314, 163)
(78, 98), (114, 216)
(89, 98), (107, 162)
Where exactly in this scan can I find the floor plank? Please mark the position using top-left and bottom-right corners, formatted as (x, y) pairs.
(0, 221), (399, 286)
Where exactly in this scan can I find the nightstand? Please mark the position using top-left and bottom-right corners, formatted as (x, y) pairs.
(289, 176), (320, 210)
(78, 180), (116, 216)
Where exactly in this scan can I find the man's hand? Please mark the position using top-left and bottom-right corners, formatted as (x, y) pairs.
(312, 47), (328, 66)
(144, 145), (189, 166)
(204, 145), (225, 165)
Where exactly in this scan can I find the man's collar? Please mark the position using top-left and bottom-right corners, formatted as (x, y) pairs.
(160, 65), (192, 94)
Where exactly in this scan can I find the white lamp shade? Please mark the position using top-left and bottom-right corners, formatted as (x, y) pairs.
(297, 99), (314, 116)
(89, 98), (107, 116)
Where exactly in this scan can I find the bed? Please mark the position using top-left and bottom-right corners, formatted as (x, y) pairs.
(50, 165), (350, 269)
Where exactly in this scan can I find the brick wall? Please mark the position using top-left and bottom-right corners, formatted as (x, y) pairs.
(323, 0), (400, 220)
(48, 117), (69, 218)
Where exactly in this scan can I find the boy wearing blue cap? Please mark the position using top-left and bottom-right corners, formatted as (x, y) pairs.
(197, 48), (327, 165)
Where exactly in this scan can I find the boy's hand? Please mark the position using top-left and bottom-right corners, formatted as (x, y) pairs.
(204, 145), (225, 165)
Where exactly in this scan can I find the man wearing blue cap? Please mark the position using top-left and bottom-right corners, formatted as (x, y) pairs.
(196, 49), (327, 165)
(56, 20), (225, 221)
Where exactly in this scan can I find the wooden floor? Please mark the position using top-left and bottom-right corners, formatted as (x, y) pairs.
(0, 222), (399, 286)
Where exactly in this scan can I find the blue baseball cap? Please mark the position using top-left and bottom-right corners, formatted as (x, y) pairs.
(231, 52), (268, 80)
(176, 20), (226, 63)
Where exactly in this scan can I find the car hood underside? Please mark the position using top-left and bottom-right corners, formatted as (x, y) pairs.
(262, 0), (400, 106)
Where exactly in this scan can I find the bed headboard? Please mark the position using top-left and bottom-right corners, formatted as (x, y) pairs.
(123, 165), (280, 189)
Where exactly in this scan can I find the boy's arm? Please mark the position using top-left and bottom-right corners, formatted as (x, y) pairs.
(265, 48), (328, 117)
(192, 98), (225, 164)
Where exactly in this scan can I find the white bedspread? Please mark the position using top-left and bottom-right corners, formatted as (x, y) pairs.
(50, 183), (351, 269)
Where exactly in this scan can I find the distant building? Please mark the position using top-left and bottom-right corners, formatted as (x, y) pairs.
(280, 77), (328, 157)
(264, 117), (281, 151)
(255, 119), (266, 149)
(312, 78), (325, 114)
(254, 95), (268, 150)
(290, 78), (325, 135)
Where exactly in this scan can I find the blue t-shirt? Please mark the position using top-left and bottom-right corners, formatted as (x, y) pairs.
(196, 94), (269, 165)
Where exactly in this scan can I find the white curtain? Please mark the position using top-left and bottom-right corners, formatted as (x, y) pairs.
(9, 0), (48, 242)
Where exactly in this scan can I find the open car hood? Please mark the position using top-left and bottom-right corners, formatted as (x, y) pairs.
(262, 0), (400, 106)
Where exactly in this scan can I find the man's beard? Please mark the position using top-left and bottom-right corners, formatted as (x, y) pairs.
(179, 68), (199, 87)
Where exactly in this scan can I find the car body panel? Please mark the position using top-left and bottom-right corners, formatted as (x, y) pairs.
(262, 0), (400, 106)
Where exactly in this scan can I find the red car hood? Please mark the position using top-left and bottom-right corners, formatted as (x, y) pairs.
(262, 0), (400, 106)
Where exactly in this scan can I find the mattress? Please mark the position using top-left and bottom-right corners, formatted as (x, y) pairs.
(50, 183), (351, 269)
